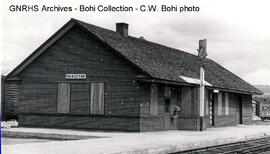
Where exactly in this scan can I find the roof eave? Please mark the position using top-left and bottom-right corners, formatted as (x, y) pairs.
(206, 86), (263, 95)
(140, 78), (262, 95)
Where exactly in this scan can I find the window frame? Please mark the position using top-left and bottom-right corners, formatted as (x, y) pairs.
(164, 86), (172, 97)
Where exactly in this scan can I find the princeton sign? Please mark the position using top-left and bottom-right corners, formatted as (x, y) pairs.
(65, 74), (86, 79)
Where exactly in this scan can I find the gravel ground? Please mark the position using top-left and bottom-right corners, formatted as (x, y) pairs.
(2, 137), (52, 145)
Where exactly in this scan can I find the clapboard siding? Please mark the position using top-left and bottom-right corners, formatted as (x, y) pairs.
(241, 94), (252, 124)
(150, 84), (158, 115)
(3, 83), (20, 113)
(17, 25), (143, 120)
(70, 83), (90, 114)
(19, 83), (57, 113)
(139, 83), (151, 116)
(19, 26), (141, 82)
(212, 93), (251, 127)
(242, 94), (252, 116)
(105, 81), (140, 116)
(180, 87), (192, 116)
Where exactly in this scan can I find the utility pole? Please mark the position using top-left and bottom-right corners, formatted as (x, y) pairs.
(198, 39), (207, 131)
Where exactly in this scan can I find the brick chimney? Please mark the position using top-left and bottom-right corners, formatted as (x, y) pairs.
(116, 23), (128, 37)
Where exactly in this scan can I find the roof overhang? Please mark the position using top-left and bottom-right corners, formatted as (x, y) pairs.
(139, 76), (262, 95)
(179, 75), (213, 86)
(138, 78), (197, 87)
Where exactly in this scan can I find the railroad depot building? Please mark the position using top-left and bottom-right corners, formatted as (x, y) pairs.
(2, 18), (262, 131)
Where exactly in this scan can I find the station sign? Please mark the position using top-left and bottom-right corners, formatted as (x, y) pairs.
(65, 74), (86, 79)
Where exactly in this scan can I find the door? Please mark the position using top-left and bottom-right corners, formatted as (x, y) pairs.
(239, 96), (243, 124)
(209, 92), (214, 126)
(235, 94), (242, 124)
(163, 99), (171, 130)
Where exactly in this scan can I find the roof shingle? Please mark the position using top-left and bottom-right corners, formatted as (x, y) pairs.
(75, 19), (261, 94)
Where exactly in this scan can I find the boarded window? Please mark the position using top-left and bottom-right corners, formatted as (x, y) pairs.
(218, 92), (222, 115)
(90, 83), (104, 114)
(225, 92), (229, 115)
(150, 83), (158, 115)
(164, 86), (171, 97)
(57, 83), (70, 113)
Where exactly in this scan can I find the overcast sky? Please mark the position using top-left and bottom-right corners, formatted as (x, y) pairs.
(1, 0), (270, 85)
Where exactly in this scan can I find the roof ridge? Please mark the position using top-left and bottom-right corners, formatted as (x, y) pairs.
(72, 18), (119, 34)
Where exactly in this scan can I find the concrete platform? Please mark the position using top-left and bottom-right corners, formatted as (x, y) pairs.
(2, 124), (270, 154)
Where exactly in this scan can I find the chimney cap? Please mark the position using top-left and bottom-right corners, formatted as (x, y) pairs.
(139, 36), (145, 40)
(116, 22), (129, 25)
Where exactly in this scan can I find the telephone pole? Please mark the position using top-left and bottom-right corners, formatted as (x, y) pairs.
(198, 39), (207, 131)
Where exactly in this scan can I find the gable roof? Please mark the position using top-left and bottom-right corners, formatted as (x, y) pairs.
(7, 18), (262, 94)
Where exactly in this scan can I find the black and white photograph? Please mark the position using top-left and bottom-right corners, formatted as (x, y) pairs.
(1, 0), (270, 153)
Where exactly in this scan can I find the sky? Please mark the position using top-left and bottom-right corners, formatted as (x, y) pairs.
(1, 0), (270, 85)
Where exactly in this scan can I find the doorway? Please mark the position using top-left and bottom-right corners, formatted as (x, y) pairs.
(239, 96), (243, 124)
